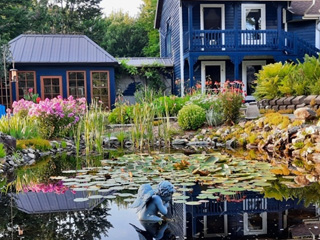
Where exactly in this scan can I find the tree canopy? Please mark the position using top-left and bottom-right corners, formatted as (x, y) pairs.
(0, 0), (160, 57)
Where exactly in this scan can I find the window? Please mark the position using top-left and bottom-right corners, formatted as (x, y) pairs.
(241, 4), (266, 44)
(41, 76), (62, 99)
(67, 71), (86, 98)
(91, 71), (110, 109)
(165, 22), (172, 56)
(17, 71), (36, 100)
(0, 78), (10, 109)
(200, 4), (225, 46)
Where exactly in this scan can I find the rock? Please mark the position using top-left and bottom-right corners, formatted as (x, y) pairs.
(0, 133), (16, 154)
(292, 96), (306, 105)
(294, 176), (310, 186)
(27, 153), (36, 159)
(246, 143), (258, 149)
(226, 138), (237, 149)
(270, 98), (279, 106)
(238, 121), (246, 128)
(201, 129), (207, 135)
(103, 137), (119, 146)
(187, 141), (209, 146)
(284, 96), (296, 105)
(294, 107), (316, 120)
(303, 95), (318, 105)
(310, 153), (320, 163)
(288, 126), (300, 136)
(124, 141), (133, 147)
(263, 125), (272, 132)
(216, 142), (225, 148)
(28, 148), (35, 154)
(266, 144), (274, 152)
(28, 160), (36, 165)
(292, 137), (305, 144)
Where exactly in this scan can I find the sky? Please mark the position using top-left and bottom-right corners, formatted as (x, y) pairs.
(100, 0), (143, 17)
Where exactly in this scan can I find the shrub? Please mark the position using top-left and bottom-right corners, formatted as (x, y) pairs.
(108, 105), (133, 124)
(206, 99), (224, 127)
(177, 104), (206, 130)
(187, 93), (221, 110)
(13, 96), (86, 139)
(219, 81), (244, 125)
(16, 138), (52, 151)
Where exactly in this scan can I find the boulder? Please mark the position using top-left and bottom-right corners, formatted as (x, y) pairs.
(294, 107), (316, 120)
(172, 139), (188, 145)
(0, 132), (16, 154)
(226, 138), (237, 149)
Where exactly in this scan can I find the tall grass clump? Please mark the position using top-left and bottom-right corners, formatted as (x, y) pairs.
(0, 114), (39, 139)
(83, 100), (107, 165)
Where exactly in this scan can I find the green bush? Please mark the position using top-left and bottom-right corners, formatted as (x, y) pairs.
(153, 95), (189, 116)
(188, 93), (220, 110)
(206, 99), (224, 127)
(108, 105), (133, 124)
(177, 104), (206, 130)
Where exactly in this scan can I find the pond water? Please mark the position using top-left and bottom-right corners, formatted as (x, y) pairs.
(1, 151), (320, 239)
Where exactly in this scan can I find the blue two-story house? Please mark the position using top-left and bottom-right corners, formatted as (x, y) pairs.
(155, 0), (320, 100)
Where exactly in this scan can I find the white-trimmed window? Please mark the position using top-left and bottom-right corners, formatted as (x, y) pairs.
(241, 4), (266, 45)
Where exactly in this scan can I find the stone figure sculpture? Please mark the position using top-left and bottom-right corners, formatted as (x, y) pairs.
(130, 181), (175, 222)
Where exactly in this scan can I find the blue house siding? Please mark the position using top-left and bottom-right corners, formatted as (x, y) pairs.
(156, 0), (320, 96)
(288, 20), (316, 46)
(159, 0), (181, 94)
(14, 65), (116, 108)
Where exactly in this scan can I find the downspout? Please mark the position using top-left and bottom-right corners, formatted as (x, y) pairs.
(302, 0), (316, 19)
(179, 0), (185, 96)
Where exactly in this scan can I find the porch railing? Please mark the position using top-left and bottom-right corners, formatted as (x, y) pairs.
(185, 29), (319, 58)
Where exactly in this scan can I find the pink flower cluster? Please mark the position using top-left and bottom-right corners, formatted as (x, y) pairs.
(13, 96), (86, 124)
(12, 99), (35, 115)
(23, 181), (75, 195)
(28, 96), (86, 123)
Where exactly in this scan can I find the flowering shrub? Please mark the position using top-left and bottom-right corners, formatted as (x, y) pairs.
(218, 81), (245, 125)
(177, 104), (206, 130)
(23, 180), (75, 194)
(12, 99), (35, 117)
(13, 96), (86, 138)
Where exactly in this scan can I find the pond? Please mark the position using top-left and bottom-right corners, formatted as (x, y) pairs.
(1, 151), (320, 239)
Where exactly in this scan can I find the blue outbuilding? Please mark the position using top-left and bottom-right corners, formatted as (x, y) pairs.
(8, 34), (118, 109)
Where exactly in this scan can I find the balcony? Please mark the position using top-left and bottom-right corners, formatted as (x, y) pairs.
(183, 29), (318, 57)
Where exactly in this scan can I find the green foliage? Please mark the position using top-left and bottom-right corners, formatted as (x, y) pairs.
(220, 87), (243, 125)
(61, 141), (67, 149)
(254, 62), (294, 99)
(108, 104), (133, 124)
(102, 11), (148, 57)
(0, 115), (39, 139)
(255, 55), (320, 99)
(0, 143), (6, 158)
(16, 138), (51, 151)
(188, 93), (221, 110)
(138, 0), (160, 56)
(153, 95), (188, 116)
(206, 100), (224, 127)
(177, 104), (206, 130)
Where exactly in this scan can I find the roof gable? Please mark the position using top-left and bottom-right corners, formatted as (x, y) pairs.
(9, 34), (118, 64)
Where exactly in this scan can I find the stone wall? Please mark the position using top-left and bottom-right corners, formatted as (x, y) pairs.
(257, 95), (320, 111)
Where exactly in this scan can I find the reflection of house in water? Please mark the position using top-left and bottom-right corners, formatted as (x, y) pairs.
(171, 185), (317, 239)
(13, 190), (106, 214)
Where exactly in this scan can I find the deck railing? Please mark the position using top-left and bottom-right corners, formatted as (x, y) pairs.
(184, 29), (319, 57)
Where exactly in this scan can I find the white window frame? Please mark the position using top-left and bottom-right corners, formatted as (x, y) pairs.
(200, 4), (225, 47)
(201, 61), (226, 94)
(241, 4), (266, 45)
(242, 60), (266, 101)
(243, 212), (268, 235)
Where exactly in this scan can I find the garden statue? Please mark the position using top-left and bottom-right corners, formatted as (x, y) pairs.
(130, 181), (175, 222)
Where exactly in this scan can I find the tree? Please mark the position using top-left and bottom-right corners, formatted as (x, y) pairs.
(101, 11), (148, 57)
(138, 0), (160, 57)
(0, 0), (33, 42)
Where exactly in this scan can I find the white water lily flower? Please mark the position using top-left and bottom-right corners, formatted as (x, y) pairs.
(305, 126), (315, 135)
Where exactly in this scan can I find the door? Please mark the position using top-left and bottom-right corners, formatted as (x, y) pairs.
(241, 4), (266, 45)
(41, 76), (62, 99)
(200, 4), (225, 47)
(201, 61), (226, 93)
(242, 61), (266, 101)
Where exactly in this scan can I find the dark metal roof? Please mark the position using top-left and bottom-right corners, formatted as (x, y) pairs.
(290, 0), (320, 16)
(118, 57), (173, 67)
(9, 34), (118, 64)
(14, 190), (107, 214)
